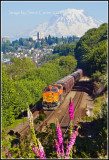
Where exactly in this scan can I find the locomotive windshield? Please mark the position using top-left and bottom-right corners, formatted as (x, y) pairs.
(44, 89), (50, 92)
(51, 89), (57, 92)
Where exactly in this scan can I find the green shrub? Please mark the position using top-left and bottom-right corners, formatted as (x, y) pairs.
(91, 71), (102, 82)
(81, 116), (93, 121)
(34, 118), (39, 124)
(39, 113), (46, 121)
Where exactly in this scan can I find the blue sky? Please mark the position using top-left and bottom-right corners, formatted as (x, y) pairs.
(1, 1), (108, 39)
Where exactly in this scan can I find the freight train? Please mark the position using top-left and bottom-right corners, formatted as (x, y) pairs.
(42, 69), (83, 110)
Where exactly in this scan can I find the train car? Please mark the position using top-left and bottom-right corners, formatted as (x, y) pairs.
(70, 69), (83, 83)
(42, 69), (83, 110)
(78, 69), (83, 79)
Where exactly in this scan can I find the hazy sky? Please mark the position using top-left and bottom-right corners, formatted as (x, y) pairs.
(1, 1), (108, 39)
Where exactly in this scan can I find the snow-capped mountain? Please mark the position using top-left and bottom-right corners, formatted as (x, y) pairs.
(29, 8), (103, 38)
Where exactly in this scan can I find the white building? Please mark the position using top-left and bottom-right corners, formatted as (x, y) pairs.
(37, 32), (44, 40)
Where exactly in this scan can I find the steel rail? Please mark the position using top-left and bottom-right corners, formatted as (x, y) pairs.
(62, 92), (84, 136)
(19, 90), (83, 135)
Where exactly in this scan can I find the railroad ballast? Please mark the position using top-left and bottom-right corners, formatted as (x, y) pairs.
(42, 69), (83, 110)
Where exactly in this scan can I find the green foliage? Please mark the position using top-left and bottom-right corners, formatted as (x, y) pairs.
(2, 40), (12, 53)
(91, 71), (102, 82)
(34, 118), (39, 124)
(12, 80), (32, 117)
(5, 57), (36, 79)
(38, 62), (63, 85)
(53, 43), (76, 56)
(19, 68), (39, 80)
(39, 53), (59, 64)
(99, 71), (107, 87)
(75, 117), (107, 158)
(2, 65), (16, 127)
(75, 23), (107, 76)
(97, 102), (107, 122)
(39, 112), (47, 121)
(54, 56), (77, 76)
(81, 116), (93, 121)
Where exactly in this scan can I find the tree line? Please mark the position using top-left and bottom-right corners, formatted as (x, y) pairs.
(74, 23), (107, 79)
(2, 35), (79, 53)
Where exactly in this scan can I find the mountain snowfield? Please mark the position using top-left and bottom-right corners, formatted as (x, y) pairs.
(29, 8), (103, 38)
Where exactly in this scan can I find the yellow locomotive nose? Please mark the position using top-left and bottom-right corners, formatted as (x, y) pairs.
(43, 91), (58, 103)
(42, 85), (60, 110)
(46, 95), (53, 102)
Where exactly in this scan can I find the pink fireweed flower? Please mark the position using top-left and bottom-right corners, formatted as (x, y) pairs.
(27, 108), (46, 159)
(8, 154), (11, 158)
(5, 149), (9, 153)
(32, 143), (46, 159)
(55, 140), (61, 158)
(32, 146), (40, 157)
(65, 131), (78, 158)
(56, 120), (64, 157)
(69, 99), (74, 121)
(56, 121), (63, 146)
(61, 143), (65, 157)
(38, 139), (46, 159)
(4, 149), (12, 158)
(6, 153), (9, 157)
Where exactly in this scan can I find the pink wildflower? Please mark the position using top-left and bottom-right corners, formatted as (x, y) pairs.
(8, 154), (11, 158)
(56, 121), (63, 146)
(55, 140), (61, 158)
(6, 153), (9, 157)
(38, 139), (46, 159)
(5, 149), (9, 153)
(61, 143), (65, 157)
(65, 131), (78, 158)
(69, 99), (74, 121)
(32, 143), (46, 159)
(4, 149), (12, 158)
(56, 120), (64, 157)
(33, 147), (40, 157)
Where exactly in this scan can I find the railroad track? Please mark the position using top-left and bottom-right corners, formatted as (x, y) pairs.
(35, 110), (55, 131)
(35, 91), (84, 134)
(19, 85), (84, 135)
(60, 91), (84, 135)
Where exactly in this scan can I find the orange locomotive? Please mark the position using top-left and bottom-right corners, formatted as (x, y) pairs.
(42, 69), (83, 110)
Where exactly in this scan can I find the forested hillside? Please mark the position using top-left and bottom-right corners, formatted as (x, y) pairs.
(75, 23), (107, 77)
(2, 56), (77, 127)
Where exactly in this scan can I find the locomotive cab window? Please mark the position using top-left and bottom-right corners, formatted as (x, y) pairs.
(44, 89), (50, 92)
(51, 89), (57, 92)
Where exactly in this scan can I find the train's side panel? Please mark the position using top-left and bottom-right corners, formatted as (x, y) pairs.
(55, 75), (74, 95)
(79, 69), (83, 79)
(70, 69), (83, 83)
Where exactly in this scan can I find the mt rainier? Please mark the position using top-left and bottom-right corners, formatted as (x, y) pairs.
(29, 8), (103, 38)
